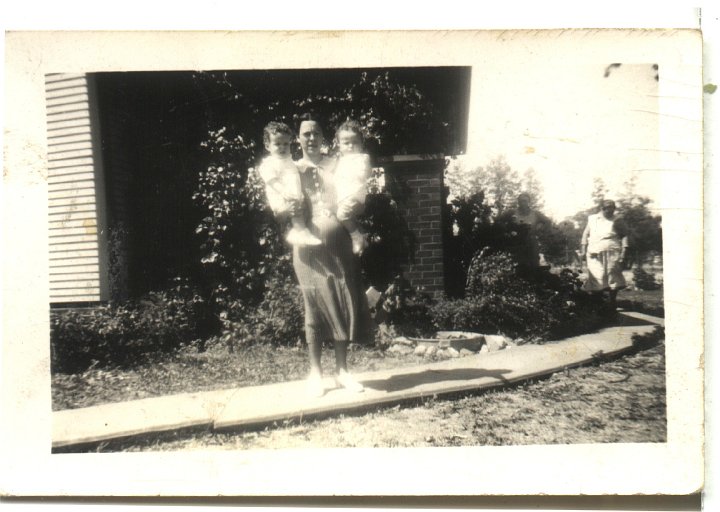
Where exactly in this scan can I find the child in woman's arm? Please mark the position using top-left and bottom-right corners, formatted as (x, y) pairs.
(334, 119), (371, 254)
(258, 121), (321, 246)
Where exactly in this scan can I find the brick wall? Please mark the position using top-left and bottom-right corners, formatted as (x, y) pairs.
(381, 156), (446, 297)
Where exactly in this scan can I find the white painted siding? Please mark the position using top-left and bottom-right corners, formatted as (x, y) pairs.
(46, 73), (108, 303)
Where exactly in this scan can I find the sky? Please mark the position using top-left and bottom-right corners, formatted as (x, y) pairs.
(462, 62), (660, 221)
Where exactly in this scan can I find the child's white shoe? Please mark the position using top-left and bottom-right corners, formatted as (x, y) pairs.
(287, 227), (322, 246)
(350, 231), (367, 255)
(335, 370), (364, 393)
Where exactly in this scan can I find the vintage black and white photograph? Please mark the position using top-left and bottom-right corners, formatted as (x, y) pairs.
(2, 29), (704, 496)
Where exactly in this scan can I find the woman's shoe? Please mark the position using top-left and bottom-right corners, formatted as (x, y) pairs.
(335, 371), (364, 393)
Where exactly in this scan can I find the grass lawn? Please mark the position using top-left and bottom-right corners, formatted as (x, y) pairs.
(52, 341), (432, 411)
(616, 287), (664, 317)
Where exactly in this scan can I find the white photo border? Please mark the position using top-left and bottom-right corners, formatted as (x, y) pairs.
(1, 28), (705, 497)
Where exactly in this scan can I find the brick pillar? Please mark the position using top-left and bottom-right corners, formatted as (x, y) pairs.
(381, 155), (446, 297)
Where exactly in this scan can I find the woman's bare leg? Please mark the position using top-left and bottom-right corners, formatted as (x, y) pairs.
(334, 340), (363, 392)
(308, 338), (323, 376)
(305, 328), (324, 397)
(609, 289), (619, 309)
(333, 339), (348, 373)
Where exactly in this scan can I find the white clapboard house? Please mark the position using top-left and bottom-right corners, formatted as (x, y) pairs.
(47, 73), (113, 305)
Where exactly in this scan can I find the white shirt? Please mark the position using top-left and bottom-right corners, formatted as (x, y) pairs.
(581, 212), (628, 253)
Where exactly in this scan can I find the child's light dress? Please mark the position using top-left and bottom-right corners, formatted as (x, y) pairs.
(258, 155), (303, 214)
(334, 153), (371, 222)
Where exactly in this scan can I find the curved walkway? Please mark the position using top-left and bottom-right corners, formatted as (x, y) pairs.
(52, 311), (663, 450)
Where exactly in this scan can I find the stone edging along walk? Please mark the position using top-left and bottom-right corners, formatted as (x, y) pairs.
(52, 311), (663, 449)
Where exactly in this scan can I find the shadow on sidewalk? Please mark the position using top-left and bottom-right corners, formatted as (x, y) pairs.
(613, 313), (661, 327)
(362, 367), (512, 393)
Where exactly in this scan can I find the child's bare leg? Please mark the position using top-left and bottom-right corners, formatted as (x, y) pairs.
(291, 215), (309, 232)
(287, 214), (321, 246)
(339, 214), (366, 255)
(284, 169), (316, 247)
(340, 216), (357, 233)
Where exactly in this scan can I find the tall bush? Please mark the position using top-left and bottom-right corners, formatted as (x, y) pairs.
(192, 128), (290, 334)
(444, 191), (543, 297)
(431, 249), (606, 341)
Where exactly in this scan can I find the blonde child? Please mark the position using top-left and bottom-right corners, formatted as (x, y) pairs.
(334, 120), (371, 254)
(258, 121), (321, 246)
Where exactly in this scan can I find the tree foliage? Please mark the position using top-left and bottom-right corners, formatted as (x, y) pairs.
(190, 70), (453, 332)
(443, 155), (578, 294)
(616, 180), (663, 265)
(521, 168), (545, 211)
(444, 191), (544, 296)
(445, 155), (544, 217)
(444, 157), (484, 200)
(294, 71), (451, 156)
(590, 176), (609, 210)
(470, 156), (522, 217)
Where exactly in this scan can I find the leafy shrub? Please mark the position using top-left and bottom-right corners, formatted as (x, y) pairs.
(51, 283), (208, 373)
(633, 267), (661, 291)
(544, 268), (610, 339)
(375, 274), (435, 342)
(431, 250), (607, 341)
(465, 248), (519, 297)
(631, 325), (665, 350)
(193, 128), (288, 324)
(444, 191), (545, 297)
(219, 260), (306, 349)
(359, 169), (416, 290)
(250, 274), (305, 346)
(430, 294), (559, 341)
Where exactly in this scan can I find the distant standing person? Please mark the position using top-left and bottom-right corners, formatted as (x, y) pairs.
(580, 199), (629, 308)
(508, 193), (550, 268)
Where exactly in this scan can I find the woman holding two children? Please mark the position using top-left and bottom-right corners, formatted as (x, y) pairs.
(265, 113), (372, 397)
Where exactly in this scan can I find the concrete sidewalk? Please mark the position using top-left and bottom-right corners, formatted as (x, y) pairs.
(52, 311), (663, 449)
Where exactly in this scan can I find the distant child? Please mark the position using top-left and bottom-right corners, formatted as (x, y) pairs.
(334, 120), (371, 254)
(258, 121), (321, 246)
